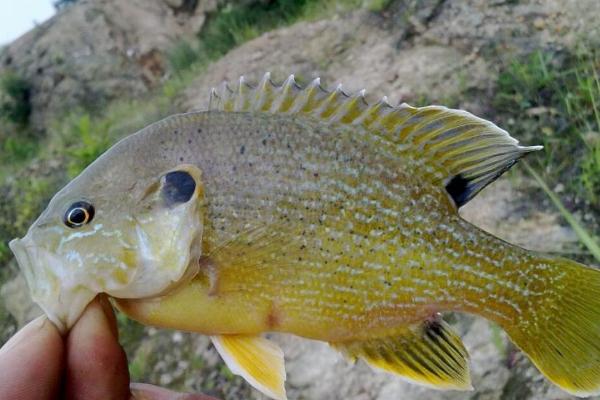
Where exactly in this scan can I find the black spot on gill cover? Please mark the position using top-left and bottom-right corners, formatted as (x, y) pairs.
(163, 170), (196, 206)
(445, 174), (472, 208)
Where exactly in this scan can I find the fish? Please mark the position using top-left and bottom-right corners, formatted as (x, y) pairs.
(8, 72), (600, 399)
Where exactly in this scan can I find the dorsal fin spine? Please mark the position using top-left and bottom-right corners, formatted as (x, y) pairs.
(273, 75), (299, 113)
(338, 93), (368, 124)
(296, 77), (324, 114)
(254, 72), (274, 111)
(356, 99), (390, 128)
(317, 84), (346, 119)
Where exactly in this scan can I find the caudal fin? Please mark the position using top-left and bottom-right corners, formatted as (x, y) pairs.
(503, 257), (600, 396)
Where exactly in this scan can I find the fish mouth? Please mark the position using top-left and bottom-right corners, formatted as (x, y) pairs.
(9, 236), (95, 334)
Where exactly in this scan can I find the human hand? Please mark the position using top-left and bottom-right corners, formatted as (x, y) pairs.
(0, 296), (217, 400)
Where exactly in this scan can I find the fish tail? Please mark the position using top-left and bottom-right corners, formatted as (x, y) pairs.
(500, 256), (600, 397)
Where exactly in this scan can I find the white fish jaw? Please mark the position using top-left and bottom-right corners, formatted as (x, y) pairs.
(9, 235), (96, 334)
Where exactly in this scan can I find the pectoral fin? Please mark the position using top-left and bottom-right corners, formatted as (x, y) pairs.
(211, 335), (287, 400)
(332, 317), (471, 390)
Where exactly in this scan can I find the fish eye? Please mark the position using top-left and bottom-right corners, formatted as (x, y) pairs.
(64, 201), (95, 228)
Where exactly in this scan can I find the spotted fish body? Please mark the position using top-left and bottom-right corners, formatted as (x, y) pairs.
(132, 111), (535, 337)
(10, 74), (600, 399)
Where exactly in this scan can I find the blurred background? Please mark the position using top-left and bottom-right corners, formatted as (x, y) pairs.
(0, 0), (599, 399)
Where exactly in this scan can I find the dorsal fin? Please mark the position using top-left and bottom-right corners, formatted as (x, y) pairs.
(209, 73), (542, 207)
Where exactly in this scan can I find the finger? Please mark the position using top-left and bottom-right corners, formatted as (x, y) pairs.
(65, 296), (130, 400)
(0, 315), (64, 400)
(130, 383), (220, 400)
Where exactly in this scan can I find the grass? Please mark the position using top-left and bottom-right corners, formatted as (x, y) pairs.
(167, 0), (391, 76)
(61, 114), (112, 178)
(493, 48), (600, 262)
(582, 141), (600, 204)
(196, 0), (352, 60)
(524, 161), (600, 263)
(494, 48), (600, 210)
(1, 136), (38, 164)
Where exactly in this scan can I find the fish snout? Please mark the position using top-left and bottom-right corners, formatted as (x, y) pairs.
(9, 236), (96, 334)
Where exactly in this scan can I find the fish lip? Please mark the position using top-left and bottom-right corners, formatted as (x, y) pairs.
(8, 235), (94, 334)
(9, 236), (33, 290)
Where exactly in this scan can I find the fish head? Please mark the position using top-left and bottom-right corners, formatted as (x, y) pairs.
(9, 158), (204, 333)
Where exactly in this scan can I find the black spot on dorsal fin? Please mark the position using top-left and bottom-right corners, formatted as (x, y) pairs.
(162, 170), (196, 206)
(445, 174), (472, 208)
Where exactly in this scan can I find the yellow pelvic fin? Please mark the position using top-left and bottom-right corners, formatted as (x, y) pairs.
(332, 317), (472, 391)
(211, 334), (287, 400)
(209, 73), (542, 207)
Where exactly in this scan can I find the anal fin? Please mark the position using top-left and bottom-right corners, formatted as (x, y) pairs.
(332, 317), (472, 390)
(211, 335), (287, 400)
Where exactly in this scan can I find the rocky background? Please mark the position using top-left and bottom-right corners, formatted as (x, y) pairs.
(0, 0), (599, 399)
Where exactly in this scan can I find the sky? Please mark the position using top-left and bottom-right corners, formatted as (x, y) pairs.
(0, 0), (55, 45)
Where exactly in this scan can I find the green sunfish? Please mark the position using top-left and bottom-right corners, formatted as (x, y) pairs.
(9, 73), (600, 399)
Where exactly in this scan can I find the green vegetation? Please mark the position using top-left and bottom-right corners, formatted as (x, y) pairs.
(167, 40), (201, 75)
(0, 175), (58, 266)
(0, 71), (31, 127)
(0, 72), (38, 167)
(364, 0), (394, 12)
(582, 141), (600, 204)
(116, 311), (146, 375)
(61, 114), (112, 178)
(524, 161), (600, 263)
(1, 135), (38, 164)
(493, 48), (599, 261)
(167, 0), (391, 75)
(494, 48), (600, 210)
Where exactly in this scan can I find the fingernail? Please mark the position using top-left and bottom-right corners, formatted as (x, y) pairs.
(0, 315), (48, 355)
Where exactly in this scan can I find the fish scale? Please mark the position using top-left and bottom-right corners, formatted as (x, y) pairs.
(199, 113), (540, 331)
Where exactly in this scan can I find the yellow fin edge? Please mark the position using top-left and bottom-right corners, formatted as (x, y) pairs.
(211, 334), (287, 400)
(332, 317), (472, 391)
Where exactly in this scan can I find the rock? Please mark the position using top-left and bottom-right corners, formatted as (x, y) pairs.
(181, 9), (492, 112)
(163, 0), (185, 8)
(0, 0), (211, 131)
(461, 178), (579, 253)
(418, 0), (600, 55)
